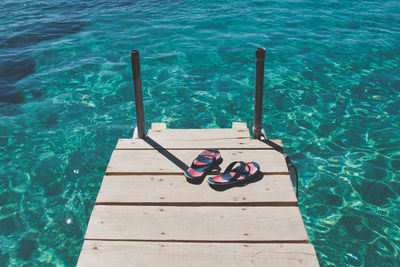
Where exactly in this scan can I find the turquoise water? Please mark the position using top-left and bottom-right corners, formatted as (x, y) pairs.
(1, 0), (400, 265)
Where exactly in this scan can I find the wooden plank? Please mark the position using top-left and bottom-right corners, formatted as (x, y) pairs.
(115, 138), (283, 150)
(96, 175), (297, 206)
(150, 122), (246, 131)
(147, 129), (250, 140)
(232, 122), (247, 129)
(77, 241), (319, 267)
(151, 123), (166, 130)
(84, 206), (308, 242)
(106, 149), (288, 175)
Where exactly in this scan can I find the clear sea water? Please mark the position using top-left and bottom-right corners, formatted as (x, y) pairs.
(0, 0), (399, 266)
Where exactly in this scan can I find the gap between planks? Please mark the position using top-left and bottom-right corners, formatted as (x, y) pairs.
(95, 202), (297, 207)
(83, 239), (309, 244)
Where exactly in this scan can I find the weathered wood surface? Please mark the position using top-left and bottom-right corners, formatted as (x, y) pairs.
(151, 122), (167, 130)
(96, 175), (297, 206)
(151, 122), (248, 130)
(232, 122), (248, 129)
(116, 138), (283, 150)
(85, 206), (308, 242)
(106, 149), (288, 175)
(147, 128), (250, 140)
(78, 122), (319, 266)
(78, 241), (319, 267)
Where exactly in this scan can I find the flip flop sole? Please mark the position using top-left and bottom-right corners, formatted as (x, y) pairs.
(207, 170), (262, 186)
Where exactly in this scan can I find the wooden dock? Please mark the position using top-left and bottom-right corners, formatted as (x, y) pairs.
(77, 122), (319, 266)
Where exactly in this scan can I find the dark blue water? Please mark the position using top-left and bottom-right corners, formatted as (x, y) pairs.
(1, 0), (400, 266)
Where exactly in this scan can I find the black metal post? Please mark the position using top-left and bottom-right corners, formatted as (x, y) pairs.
(253, 48), (265, 139)
(130, 50), (146, 138)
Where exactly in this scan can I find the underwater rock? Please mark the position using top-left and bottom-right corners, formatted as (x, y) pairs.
(0, 20), (86, 104)
(1, 21), (86, 49)
(0, 53), (35, 104)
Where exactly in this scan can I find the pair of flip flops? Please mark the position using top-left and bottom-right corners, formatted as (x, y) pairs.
(184, 149), (261, 186)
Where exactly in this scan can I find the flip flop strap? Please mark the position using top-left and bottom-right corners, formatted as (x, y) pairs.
(223, 161), (246, 181)
(191, 154), (216, 169)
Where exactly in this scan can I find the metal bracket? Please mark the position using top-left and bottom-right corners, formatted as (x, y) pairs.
(261, 129), (267, 140)
(133, 127), (139, 139)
